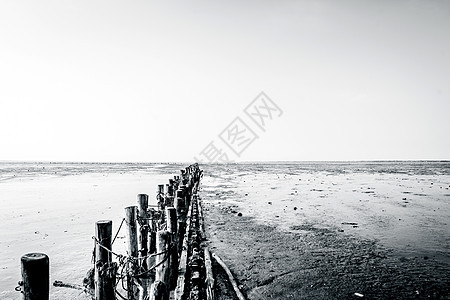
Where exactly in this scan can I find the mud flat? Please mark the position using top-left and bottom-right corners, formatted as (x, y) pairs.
(200, 162), (450, 299)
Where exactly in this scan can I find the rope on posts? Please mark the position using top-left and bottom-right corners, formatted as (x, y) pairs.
(17, 163), (203, 300)
(83, 163), (202, 300)
(91, 236), (172, 300)
(20, 253), (49, 300)
(92, 238), (170, 265)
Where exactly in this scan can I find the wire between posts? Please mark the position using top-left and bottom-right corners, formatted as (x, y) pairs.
(112, 218), (126, 245)
(92, 236), (172, 262)
(92, 237), (176, 298)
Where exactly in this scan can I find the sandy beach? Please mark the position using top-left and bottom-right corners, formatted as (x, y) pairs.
(0, 161), (449, 299)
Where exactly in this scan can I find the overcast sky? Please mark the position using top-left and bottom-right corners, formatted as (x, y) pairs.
(0, 0), (449, 162)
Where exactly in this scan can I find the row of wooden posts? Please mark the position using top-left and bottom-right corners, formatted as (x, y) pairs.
(19, 163), (203, 300)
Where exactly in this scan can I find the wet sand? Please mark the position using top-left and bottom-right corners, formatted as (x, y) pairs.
(0, 162), (183, 299)
(200, 162), (450, 299)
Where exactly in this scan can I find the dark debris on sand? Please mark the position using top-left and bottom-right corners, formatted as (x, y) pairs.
(204, 202), (450, 300)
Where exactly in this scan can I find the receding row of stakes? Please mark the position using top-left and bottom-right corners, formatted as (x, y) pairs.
(19, 163), (203, 300)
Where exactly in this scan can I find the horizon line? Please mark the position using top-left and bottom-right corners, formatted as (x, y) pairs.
(0, 159), (449, 164)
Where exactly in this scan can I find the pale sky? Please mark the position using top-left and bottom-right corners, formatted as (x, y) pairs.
(0, 0), (449, 162)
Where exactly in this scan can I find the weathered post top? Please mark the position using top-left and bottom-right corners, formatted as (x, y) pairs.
(21, 253), (49, 300)
(158, 184), (164, 194)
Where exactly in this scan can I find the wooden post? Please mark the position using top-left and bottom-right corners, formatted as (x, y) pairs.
(164, 184), (171, 207)
(167, 182), (175, 207)
(157, 184), (164, 208)
(21, 253), (49, 300)
(146, 209), (157, 287)
(137, 195), (149, 265)
(166, 207), (178, 234)
(125, 206), (139, 258)
(164, 183), (169, 197)
(157, 185), (165, 225)
(193, 180), (199, 194)
(166, 207), (178, 290)
(148, 208), (157, 255)
(177, 219), (185, 258)
(174, 188), (186, 253)
(179, 184), (186, 193)
(174, 189), (185, 218)
(149, 280), (169, 300)
(173, 176), (179, 191)
(168, 182), (174, 194)
(181, 170), (188, 185)
(155, 231), (170, 289)
(170, 178), (176, 194)
(137, 194), (150, 300)
(125, 206), (139, 300)
(95, 220), (115, 300)
(185, 183), (192, 209)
